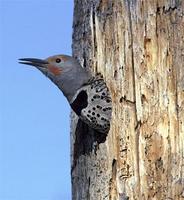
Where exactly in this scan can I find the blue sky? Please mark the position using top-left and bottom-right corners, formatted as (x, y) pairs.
(0, 0), (73, 199)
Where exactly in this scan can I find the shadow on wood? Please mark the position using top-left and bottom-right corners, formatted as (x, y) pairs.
(73, 119), (108, 166)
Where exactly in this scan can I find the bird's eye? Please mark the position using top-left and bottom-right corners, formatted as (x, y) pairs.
(56, 58), (61, 63)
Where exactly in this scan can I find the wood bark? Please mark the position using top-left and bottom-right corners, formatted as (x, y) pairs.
(71, 0), (184, 199)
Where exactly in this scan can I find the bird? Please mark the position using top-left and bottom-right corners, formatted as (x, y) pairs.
(19, 55), (112, 133)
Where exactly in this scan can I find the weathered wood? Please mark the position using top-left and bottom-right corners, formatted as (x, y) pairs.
(71, 0), (184, 199)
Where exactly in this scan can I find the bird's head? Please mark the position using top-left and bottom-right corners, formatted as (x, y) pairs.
(19, 54), (91, 102)
(19, 55), (79, 77)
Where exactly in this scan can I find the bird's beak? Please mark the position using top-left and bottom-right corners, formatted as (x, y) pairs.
(18, 58), (48, 68)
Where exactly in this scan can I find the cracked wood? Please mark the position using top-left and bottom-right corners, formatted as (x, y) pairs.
(71, 0), (184, 199)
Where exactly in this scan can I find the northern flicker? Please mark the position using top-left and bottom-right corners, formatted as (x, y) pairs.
(19, 55), (112, 133)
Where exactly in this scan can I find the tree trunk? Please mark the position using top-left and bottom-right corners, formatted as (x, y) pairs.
(71, 0), (184, 199)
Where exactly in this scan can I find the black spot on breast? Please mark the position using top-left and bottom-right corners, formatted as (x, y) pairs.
(97, 105), (102, 109)
(70, 90), (88, 116)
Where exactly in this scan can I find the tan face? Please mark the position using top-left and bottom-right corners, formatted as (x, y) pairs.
(19, 55), (71, 76)
(46, 55), (69, 76)
(47, 55), (68, 63)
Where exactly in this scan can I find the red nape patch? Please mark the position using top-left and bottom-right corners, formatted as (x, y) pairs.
(48, 65), (61, 76)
